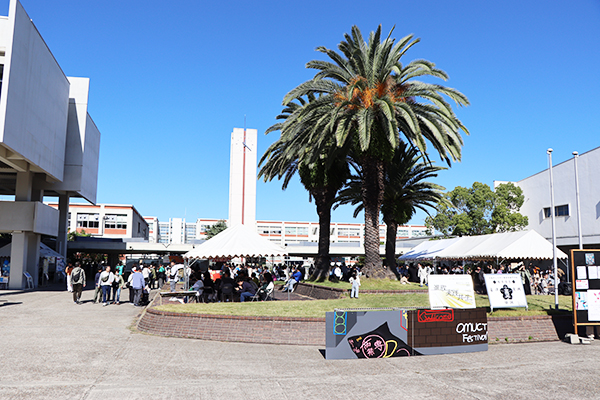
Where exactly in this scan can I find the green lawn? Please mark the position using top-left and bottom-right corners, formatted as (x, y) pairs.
(155, 293), (572, 319)
(306, 278), (427, 291)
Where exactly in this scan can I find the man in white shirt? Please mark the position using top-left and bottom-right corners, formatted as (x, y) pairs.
(99, 266), (115, 306)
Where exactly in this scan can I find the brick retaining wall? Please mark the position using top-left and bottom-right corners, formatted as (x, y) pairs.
(137, 307), (573, 346)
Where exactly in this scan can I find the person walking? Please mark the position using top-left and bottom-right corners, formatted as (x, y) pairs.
(93, 266), (103, 304)
(71, 262), (86, 304)
(112, 271), (124, 305)
(65, 262), (74, 292)
(130, 265), (146, 307)
(98, 266), (115, 306)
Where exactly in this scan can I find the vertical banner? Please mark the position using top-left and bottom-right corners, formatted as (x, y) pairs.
(428, 275), (476, 309)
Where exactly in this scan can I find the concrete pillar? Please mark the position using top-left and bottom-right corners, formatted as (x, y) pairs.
(9, 231), (40, 289)
(56, 194), (70, 259)
(15, 171), (33, 201)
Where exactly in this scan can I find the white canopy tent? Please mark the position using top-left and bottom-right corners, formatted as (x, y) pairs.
(183, 224), (288, 260)
(0, 242), (64, 259)
(400, 230), (568, 261)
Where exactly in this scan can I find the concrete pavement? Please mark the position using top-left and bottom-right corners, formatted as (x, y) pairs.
(0, 284), (598, 399)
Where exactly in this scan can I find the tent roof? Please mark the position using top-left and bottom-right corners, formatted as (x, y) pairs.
(400, 230), (568, 261)
(183, 224), (288, 259)
(0, 242), (64, 259)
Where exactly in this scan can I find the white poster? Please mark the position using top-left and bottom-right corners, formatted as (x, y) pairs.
(588, 266), (599, 280)
(577, 266), (587, 280)
(428, 275), (476, 309)
(483, 274), (528, 310)
(587, 290), (600, 321)
(576, 280), (589, 290)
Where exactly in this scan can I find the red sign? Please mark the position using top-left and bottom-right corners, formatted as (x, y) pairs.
(417, 309), (454, 323)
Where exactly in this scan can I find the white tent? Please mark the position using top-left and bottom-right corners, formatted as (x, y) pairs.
(400, 230), (568, 261)
(183, 224), (287, 260)
(0, 242), (64, 259)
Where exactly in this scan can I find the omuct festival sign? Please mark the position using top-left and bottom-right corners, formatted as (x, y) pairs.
(325, 276), (488, 360)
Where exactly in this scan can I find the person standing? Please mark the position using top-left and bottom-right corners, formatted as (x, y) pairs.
(98, 266), (115, 306)
(93, 266), (103, 304)
(157, 264), (165, 289)
(349, 272), (361, 299)
(130, 266), (146, 307)
(112, 271), (124, 305)
(71, 262), (86, 304)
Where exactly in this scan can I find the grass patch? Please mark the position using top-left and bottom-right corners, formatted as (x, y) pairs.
(155, 293), (572, 319)
(306, 278), (427, 291)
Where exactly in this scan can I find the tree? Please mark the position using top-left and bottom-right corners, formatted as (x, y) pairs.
(280, 25), (469, 277)
(259, 96), (350, 281)
(335, 142), (447, 274)
(425, 182), (528, 236)
(67, 229), (90, 241)
(205, 220), (227, 239)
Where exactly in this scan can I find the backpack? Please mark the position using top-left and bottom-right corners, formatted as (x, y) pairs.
(72, 269), (81, 284)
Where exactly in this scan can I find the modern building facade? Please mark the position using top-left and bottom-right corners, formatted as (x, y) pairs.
(511, 146), (600, 250)
(0, 0), (100, 288)
(47, 203), (148, 241)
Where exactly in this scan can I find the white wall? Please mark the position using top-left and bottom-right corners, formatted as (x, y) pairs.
(228, 128), (257, 227)
(517, 147), (600, 247)
(0, 0), (69, 180)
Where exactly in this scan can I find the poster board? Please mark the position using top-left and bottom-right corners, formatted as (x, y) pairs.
(428, 275), (476, 309)
(571, 249), (600, 327)
(483, 273), (528, 311)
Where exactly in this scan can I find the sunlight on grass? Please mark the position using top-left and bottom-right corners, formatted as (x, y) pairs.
(307, 278), (426, 291)
(155, 293), (572, 319)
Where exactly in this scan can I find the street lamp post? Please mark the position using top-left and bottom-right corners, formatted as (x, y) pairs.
(547, 149), (559, 310)
(573, 151), (583, 250)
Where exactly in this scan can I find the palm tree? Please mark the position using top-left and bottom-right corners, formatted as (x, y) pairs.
(335, 142), (447, 275)
(281, 25), (469, 278)
(259, 96), (350, 281)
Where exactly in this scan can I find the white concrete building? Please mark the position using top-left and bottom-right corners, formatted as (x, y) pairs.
(47, 203), (148, 240)
(228, 127), (257, 228)
(0, 1), (100, 288)
(513, 146), (600, 250)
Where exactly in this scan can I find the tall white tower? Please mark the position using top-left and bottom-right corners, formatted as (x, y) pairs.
(228, 127), (257, 228)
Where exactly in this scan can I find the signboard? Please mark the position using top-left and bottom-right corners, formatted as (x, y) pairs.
(483, 273), (528, 311)
(572, 249), (600, 327)
(428, 275), (476, 309)
(325, 308), (488, 360)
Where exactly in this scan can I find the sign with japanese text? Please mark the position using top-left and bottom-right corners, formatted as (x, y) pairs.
(428, 275), (476, 309)
(483, 273), (528, 311)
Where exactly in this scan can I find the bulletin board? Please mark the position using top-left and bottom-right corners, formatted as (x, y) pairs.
(571, 249), (600, 327)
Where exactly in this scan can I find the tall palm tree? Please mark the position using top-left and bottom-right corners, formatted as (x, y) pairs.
(259, 96), (350, 281)
(335, 142), (447, 275)
(281, 25), (469, 278)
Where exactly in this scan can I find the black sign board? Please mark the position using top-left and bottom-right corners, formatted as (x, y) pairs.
(571, 249), (600, 327)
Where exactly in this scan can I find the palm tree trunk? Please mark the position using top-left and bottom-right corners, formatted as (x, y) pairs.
(360, 157), (394, 278)
(310, 187), (335, 281)
(384, 217), (398, 274)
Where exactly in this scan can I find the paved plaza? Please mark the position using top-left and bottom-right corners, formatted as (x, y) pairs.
(0, 285), (598, 400)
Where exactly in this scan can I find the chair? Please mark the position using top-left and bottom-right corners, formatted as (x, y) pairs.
(251, 282), (274, 302)
(221, 283), (234, 302)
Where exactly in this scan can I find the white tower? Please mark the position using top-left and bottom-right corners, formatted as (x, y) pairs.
(228, 127), (257, 228)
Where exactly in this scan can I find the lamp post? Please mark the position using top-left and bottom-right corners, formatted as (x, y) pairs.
(573, 151), (583, 250)
(547, 149), (559, 310)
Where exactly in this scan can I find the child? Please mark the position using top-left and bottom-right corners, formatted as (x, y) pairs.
(349, 272), (360, 299)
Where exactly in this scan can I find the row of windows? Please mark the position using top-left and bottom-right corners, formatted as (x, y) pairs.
(543, 204), (569, 218)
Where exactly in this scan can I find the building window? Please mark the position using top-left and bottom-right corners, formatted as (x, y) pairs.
(105, 214), (127, 229)
(285, 226), (309, 235)
(76, 213), (99, 228)
(544, 204), (570, 218)
(258, 225), (282, 235)
(338, 227), (361, 238)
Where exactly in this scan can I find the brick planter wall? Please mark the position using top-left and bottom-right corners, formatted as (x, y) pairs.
(138, 307), (573, 346)
(138, 308), (326, 346)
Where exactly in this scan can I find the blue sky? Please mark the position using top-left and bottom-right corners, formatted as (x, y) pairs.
(7, 0), (600, 225)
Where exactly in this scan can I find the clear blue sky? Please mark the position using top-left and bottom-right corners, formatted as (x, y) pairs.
(7, 0), (600, 225)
